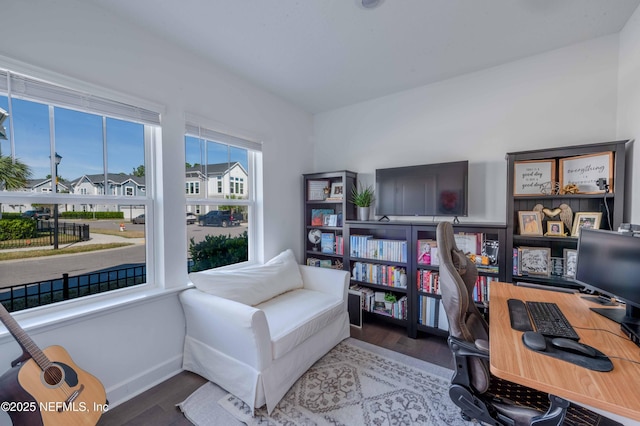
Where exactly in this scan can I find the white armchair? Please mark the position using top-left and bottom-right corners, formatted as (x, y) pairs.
(180, 250), (350, 413)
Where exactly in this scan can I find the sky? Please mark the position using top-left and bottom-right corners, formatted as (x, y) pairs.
(1, 95), (248, 182)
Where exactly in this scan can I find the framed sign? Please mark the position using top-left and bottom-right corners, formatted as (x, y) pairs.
(307, 179), (330, 201)
(519, 246), (551, 277)
(513, 160), (556, 196)
(559, 152), (613, 194)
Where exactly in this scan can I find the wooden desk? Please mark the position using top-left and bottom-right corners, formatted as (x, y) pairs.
(490, 282), (640, 421)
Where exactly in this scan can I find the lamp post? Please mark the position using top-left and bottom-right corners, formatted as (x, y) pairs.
(53, 152), (62, 249)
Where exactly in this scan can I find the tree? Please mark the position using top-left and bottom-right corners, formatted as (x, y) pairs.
(0, 155), (32, 219)
(0, 155), (31, 190)
(132, 165), (145, 177)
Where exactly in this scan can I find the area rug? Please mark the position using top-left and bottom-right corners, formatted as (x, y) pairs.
(179, 338), (475, 425)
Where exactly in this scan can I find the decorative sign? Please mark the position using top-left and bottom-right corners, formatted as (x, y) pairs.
(559, 152), (613, 194)
(513, 160), (556, 196)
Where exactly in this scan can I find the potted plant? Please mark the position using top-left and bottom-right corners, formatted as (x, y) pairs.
(384, 293), (397, 311)
(351, 183), (375, 221)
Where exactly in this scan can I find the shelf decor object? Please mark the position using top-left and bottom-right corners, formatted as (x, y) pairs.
(571, 212), (602, 237)
(559, 151), (613, 194)
(518, 211), (543, 236)
(513, 159), (556, 196)
(351, 183), (375, 221)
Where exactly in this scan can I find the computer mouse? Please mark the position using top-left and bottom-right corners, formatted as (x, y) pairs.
(550, 338), (597, 358)
(522, 331), (546, 351)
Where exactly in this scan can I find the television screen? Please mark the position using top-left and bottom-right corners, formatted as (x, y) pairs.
(375, 161), (468, 217)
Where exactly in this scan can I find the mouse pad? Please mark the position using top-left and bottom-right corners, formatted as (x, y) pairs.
(521, 336), (614, 372)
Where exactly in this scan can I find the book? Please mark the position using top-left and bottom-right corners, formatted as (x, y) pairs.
(321, 233), (335, 253)
(311, 209), (334, 226)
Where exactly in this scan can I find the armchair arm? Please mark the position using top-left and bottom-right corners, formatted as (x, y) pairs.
(179, 289), (272, 369)
(299, 265), (349, 303)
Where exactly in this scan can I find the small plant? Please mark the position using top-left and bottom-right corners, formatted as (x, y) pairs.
(384, 293), (397, 303)
(351, 183), (375, 207)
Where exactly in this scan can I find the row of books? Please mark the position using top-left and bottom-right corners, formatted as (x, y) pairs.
(416, 270), (441, 294)
(417, 233), (495, 262)
(351, 262), (407, 288)
(417, 296), (449, 330)
(319, 233), (345, 255)
(349, 235), (408, 262)
(349, 286), (408, 320)
(416, 269), (494, 303)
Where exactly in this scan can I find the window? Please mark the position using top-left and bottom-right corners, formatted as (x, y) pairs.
(0, 69), (160, 312)
(185, 118), (261, 272)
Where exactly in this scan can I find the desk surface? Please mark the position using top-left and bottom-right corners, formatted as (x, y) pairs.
(490, 282), (640, 421)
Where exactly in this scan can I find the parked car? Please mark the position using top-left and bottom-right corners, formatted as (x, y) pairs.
(186, 212), (197, 225)
(198, 210), (240, 227)
(132, 214), (145, 224)
(21, 208), (51, 220)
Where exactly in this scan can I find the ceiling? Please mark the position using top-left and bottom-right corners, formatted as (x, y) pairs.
(89, 0), (640, 114)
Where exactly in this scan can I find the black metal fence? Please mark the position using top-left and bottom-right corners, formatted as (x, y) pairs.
(37, 221), (91, 245)
(0, 264), (146, 312)
(0, 221), (90, 250)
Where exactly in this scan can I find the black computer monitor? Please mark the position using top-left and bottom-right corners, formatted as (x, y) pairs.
(575, 228), (640, 326)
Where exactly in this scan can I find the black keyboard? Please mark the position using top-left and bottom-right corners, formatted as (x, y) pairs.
(525, 301), (580, 340)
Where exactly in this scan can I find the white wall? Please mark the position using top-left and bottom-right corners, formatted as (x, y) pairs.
(618, 5), (640, 223)
(314, 36), (621, 223)
(0, 0), (313, 410)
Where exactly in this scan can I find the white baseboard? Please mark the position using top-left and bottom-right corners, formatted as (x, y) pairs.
(104, 354), (184, 409)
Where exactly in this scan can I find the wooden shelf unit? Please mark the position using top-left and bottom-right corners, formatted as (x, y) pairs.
(303, 171), (357, 269)
(345, 221), (506, 338)
(505, 140), (629, 287)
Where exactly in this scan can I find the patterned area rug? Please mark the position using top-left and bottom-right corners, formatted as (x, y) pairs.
(179, 339), (475, 425)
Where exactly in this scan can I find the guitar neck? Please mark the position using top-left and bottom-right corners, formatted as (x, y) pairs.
(0, 304), (51, 371)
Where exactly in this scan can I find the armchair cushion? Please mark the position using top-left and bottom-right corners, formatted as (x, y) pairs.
(188, 249), (303, 306)
(258, 288), (345, 359)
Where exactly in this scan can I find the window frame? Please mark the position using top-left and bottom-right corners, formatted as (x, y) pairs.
(0, 63), (163, 315)
(184, 116), (262, 266)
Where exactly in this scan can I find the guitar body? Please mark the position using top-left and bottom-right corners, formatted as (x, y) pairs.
(14, 345), (107, 426)
(0, 364), (44, 426)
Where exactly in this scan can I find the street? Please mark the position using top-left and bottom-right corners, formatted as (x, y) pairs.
(0, 220), (248, 289)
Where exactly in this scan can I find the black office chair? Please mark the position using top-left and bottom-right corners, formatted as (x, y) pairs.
(435, 221), (621, 426)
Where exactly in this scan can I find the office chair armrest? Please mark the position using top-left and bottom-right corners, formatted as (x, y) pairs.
(448, 336), (490, 359)
(474, 338), (489, 352)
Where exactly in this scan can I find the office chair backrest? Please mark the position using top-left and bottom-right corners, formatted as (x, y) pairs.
(437, 221), (491, 392)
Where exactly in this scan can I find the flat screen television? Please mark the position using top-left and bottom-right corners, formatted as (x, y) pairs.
(575, 228), (640, 326)
(375, 160), (468, 218)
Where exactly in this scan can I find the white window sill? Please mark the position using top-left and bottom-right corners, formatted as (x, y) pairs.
(0, 283), (192, 344)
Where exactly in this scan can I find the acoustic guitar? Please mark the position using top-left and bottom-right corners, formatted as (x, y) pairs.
(0, 303), (107, 425)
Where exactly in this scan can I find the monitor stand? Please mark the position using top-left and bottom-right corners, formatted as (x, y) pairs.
(590, 304), (640, 325)
(581, 295), (618, 306)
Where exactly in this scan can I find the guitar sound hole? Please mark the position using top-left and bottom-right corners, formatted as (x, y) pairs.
(42, 364), (64, 387)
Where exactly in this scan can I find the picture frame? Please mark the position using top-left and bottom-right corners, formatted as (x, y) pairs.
(307, 179), (330, 201)
(559, 152), (614, 194)
(518, 211), (543, 236)
(327, 182), (344, 200)
(563, 249), (577, 279)
(571, 212), (602, 236)
(546, 221), (565, 236)
(519, 246), (551, 276)
(513, 159), (556, 196)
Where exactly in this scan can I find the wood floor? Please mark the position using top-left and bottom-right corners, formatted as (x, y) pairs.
(98, 319), (452, 425)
